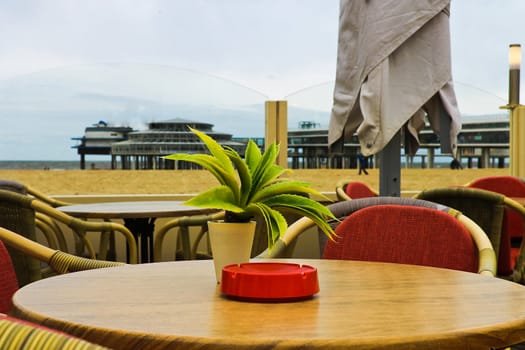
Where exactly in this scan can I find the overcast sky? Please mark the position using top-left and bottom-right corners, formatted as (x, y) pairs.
(1, 0), (525, 161)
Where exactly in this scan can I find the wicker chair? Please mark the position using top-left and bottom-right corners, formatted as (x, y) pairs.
(0, 179), (74, 253)
(0, 179), (73, 208)
(154, 212), (224, 261)
(414, 187), (525, 281)
(0, 314), (110, 349)
(0, 189), (137, 286)
(0, 179), (119, 257)
(0, 179), (75, 207)
(466, 176), (525, 274)
(335, 179), (378, 201)
(258, 197), (496, 276)
(0, 179), (112, 259)
(0, 226), (125, 314)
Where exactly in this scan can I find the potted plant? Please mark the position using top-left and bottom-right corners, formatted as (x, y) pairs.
(164, 127), (336, 282)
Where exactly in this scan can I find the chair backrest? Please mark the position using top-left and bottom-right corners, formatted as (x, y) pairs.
(467, 176), (525, 197)
(0, 187), (42, 286)
(335, 179), (378, 201)
(0, 179), (70, 254)
(415, 187), (509, 275)
(322, 204), (479, 273)
(260, 197), (496, 276)
(467, 176), (525, 239)
(0, 179), (27, 195)
(0, 179), (71, 207)
(0, 240), (19, 314)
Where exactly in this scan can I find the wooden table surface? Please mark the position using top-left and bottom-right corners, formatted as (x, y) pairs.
(58, 201), (217, 262)
(10, 259), (525, 350)
(58, 200), (216, 219)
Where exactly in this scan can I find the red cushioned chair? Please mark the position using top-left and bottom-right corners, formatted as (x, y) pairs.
(0, 240), (18, 314)
(259, 197), (496, 276)
(467, 176), (525, 273)
(0, 226), (126, 314)
(335, 179), (378, 201)
(322, 204), (479, 272)
(0, 229), (119, 348)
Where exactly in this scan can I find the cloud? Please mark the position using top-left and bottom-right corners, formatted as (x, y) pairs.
(1, 0), (524, 160)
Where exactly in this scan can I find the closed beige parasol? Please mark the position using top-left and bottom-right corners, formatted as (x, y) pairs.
(329, 0), (461, 158)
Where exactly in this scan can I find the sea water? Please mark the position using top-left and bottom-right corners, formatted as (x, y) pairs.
(0, 161), (112, 170)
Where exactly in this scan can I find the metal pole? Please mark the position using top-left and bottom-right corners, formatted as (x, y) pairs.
(511, 106), (525, 177)
(379, 130), (401, 196)
(505, 44), (523, 177)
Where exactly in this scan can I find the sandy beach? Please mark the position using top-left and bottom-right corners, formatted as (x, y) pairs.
(0, 168), (510, 195)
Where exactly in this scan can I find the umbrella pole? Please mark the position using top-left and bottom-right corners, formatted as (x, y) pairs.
(379, 130), (401, 197)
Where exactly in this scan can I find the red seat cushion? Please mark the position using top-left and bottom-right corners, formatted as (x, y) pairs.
(345, 182), (377, 199)
(468, 176), (525, 273)
(323, 205), (478, 273)
(0, 241), (18, 314)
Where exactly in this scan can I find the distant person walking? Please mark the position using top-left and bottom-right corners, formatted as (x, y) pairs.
(357, 152), (369, 175)
(450, 158), (463, 170)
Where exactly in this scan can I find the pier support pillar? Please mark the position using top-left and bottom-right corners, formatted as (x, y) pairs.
(265, 100), (288, 168)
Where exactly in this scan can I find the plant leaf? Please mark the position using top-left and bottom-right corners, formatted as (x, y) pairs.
(244, 140), (262, 171)
(248, 202), (288, 248)
(249, 145), (286, 201)
(163, 153), (230, 185)
(250, 143), (280, 191)
(261, 194), (337, 241)
(187, 127), (234, 174)
(185, 186), (244, 213)
(163, 127), (241, 201)
(251, 180), (322, 202)
(225, 148), (252, 206)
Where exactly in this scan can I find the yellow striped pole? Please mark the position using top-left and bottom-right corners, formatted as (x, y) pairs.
(265, 100), (288, 168)
(511, 106), (525, 177)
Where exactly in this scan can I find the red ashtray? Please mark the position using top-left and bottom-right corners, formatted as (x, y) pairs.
(220, 262), (319, 302)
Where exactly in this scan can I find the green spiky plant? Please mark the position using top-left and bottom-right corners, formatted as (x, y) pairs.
(163, 127), (336, 250)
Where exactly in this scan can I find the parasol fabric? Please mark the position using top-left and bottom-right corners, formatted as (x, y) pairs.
(328, 0), (461, 157)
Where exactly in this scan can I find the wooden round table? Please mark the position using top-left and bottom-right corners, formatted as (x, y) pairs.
(59, 201), (217, 262)
(10, 259), (525, 350)
(59, 201), (213, 220)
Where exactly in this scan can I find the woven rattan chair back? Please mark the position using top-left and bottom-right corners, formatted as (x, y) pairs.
(467, 176), (525, 241)
(415, 187), (507, 275)
(462, 177), (525, 281)
(0, 189), (138, 268)
(0, 187), (42, 286)
(0, 179), (72, 207)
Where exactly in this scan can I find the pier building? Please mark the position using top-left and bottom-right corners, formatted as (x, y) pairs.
(110, 118), (246, 169)
(289, 114), (509, 169)
(72, 114), (511, 170)
(71, 121), (133, 169)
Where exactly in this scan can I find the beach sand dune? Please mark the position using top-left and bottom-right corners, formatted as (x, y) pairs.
(0, 168), (510, 195)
